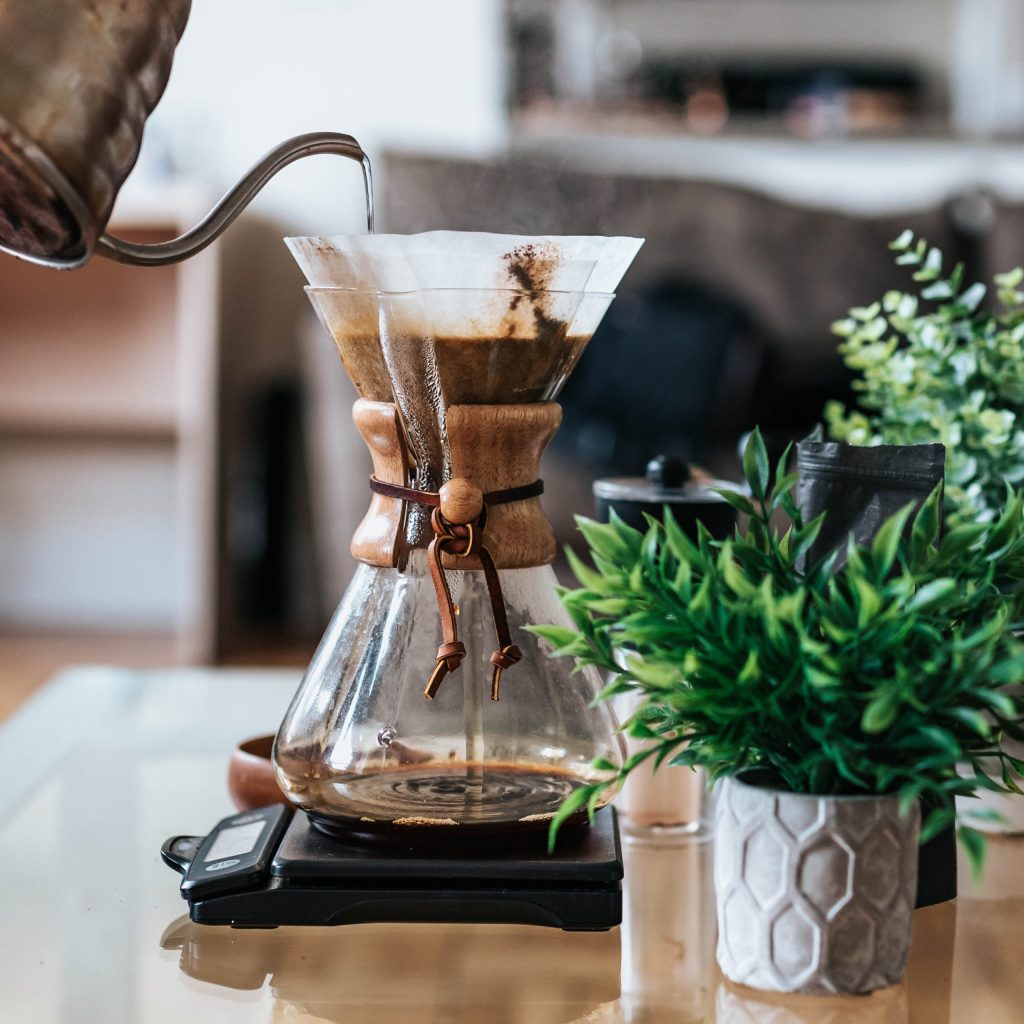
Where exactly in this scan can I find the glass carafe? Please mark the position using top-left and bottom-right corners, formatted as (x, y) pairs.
(273, 233), (641, 842)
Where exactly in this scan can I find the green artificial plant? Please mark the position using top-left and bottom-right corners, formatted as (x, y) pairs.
(534, 430), (1024, 870)
(826, 230), (1024, 523)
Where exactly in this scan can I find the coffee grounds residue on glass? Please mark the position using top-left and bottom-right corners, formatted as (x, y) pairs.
(502, 243), (569, 343)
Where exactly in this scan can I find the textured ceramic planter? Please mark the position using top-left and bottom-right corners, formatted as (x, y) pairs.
(714, 775), (920, 995)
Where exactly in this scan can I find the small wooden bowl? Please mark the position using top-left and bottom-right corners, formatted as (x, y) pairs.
(228, 734), (287, 811)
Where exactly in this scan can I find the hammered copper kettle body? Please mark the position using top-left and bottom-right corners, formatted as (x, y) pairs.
(0, 0), (190, 266)
(0, 0), (371, 270)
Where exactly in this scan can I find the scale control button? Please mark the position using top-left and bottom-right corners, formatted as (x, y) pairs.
(174, 804), (292, 901)
(206, 859), (242, 872)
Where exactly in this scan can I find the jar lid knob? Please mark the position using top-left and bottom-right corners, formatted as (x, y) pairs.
(646, 455), (690, 489)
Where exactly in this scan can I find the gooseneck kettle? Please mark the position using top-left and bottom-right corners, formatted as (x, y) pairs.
(0, 0), (371, 270)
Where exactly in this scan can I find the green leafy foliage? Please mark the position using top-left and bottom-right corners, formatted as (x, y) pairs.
(534, 430), (1024, 872)
(827, 232), (1024, 523)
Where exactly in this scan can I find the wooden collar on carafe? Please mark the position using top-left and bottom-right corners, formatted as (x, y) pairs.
(352, 400), (562, 703)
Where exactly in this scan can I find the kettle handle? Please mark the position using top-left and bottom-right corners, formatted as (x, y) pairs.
(95, 131), (373, 267)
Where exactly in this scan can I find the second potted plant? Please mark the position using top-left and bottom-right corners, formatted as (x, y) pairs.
(827, 232), (1024, 835)
(535, 430), (1024, 995)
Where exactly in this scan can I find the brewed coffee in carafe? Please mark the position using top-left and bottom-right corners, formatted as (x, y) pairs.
(273, 232), (643, 841)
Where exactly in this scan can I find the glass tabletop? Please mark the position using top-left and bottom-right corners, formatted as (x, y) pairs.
(0, 667), (1021, 1023)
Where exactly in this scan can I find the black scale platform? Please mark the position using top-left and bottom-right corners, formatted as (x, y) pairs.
(162, 803), (623, 931)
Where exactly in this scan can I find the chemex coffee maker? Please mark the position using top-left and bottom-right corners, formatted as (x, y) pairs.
(0, 0), (641, 929)
(164, 233), (640, 930)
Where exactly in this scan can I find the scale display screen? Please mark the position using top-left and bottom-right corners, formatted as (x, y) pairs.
(204, 820), (266, 862)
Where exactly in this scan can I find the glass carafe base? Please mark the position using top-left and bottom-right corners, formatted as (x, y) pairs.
(299, 758), (605, 843)
(274, 559), (623, 844)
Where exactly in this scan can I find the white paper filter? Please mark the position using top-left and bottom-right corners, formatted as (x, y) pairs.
(285, 230), (644, 296)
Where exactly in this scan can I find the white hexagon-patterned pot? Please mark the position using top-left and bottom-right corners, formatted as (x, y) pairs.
(714, 774), (920, 995)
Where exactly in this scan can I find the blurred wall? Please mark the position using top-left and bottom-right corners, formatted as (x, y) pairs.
(133, 0), (509, 232)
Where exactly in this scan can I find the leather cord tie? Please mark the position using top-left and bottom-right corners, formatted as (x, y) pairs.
(369, 475), (543, 701)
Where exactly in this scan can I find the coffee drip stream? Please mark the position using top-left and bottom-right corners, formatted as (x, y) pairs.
(273, 232), (643, 842)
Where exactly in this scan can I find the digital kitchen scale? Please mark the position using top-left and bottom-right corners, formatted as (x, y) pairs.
(161, 804), (623, 931)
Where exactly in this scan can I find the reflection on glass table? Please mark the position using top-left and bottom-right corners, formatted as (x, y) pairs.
(156, 829), (969, 1024)
(161, 917), (619, 1024)
(1, 669), (1024, 1023)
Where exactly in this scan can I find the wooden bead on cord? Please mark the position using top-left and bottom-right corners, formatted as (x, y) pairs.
(439, 478), (484, 524)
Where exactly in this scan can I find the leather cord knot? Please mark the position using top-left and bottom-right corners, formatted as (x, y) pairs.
(430, 506), (484, 560)
(424, 640), (467, 700)
(370, 475), (544, 702)
(489, 644), (523, 701)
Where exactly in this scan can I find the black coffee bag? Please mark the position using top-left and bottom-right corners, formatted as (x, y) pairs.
(795, 438), (945, 571)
